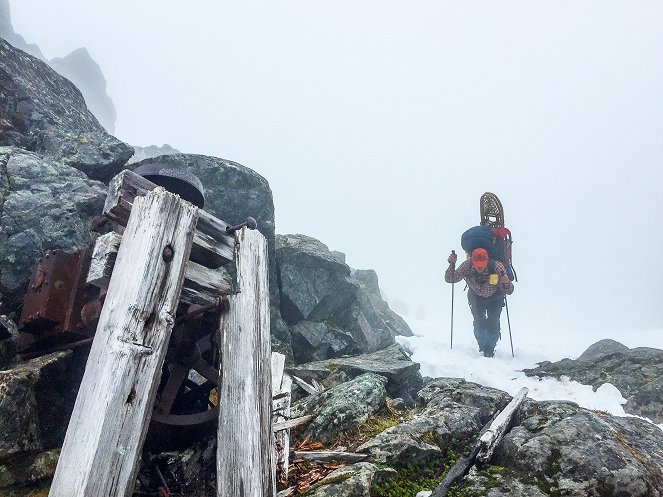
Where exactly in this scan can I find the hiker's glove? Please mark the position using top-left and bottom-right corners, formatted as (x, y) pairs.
(447, 253), (457, 265)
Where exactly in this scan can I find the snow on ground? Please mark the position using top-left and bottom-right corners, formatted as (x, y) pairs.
(397, 318), (663, 430)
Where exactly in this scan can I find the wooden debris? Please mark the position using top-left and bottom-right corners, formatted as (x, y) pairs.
(217, 228), (275, 497)
(104, 169), (234, 268)
(293, 451), (370, 463)
(273, 415), (314, 432)
(292, 375), (323, 395)
(86, 230), (232, 306)
(430, 387), (529, 497)
(49, 188), (197, 497)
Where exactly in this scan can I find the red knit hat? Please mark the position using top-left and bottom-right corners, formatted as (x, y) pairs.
(471, 248), (489, 270)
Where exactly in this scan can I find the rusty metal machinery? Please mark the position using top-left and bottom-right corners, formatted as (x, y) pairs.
(480, 192), (505, 228)
(133, 163), (205, 209)
(17, 248), (102, 355)
(15, 165), (230, 449)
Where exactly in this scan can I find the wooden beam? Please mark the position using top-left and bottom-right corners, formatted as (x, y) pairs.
(104, 169), (234, 268)
(86, 231), (232, 305)
(430, 387), (529, 497)
(49, 188), (197, 497)
(293, 451), (370, 463)
(217, 228), (275, 497)
(292, 375), (323, 395)
(273, 414), (313, 432)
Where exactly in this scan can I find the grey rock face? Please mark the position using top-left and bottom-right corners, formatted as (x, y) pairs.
(277, 234), (412, 362)
(0, 351), (74, 459)
(288, 343), (423, 406)
(0, 147), (107, 310)
(0, 38), (132, 181)
(524, 340), (663, 423)
(0, 2), (46, 60)
(489, 401), (663, 496)
(49, 47), (118, 135)
(291, 373), (388, 444)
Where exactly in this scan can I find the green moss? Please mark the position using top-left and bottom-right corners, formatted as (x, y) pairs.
(370, 447), (468, 497)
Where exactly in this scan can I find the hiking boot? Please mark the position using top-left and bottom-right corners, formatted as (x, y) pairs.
(483, 348), (494, 358)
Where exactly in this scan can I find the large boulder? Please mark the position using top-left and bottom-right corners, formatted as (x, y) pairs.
(277, 234), (412, 362)
(524, 340), (663, 423)
(0, 147), (107, 311)
(291, 372), (388, 444)
(0, 351), (83, 490)
(0, 38), (132, 181)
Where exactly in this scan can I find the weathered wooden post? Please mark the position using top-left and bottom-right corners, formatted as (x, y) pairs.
(217, 227), (275, 497)
(49, 188), (198, 497)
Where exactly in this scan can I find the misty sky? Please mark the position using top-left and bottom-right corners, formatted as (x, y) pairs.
(7, 2), (663, 342)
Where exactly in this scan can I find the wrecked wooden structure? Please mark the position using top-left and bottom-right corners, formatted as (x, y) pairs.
(39, 168), (295, 497)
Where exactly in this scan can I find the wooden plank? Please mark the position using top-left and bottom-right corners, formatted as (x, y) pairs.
(430, 387), (529, 497)
(292, 374), (322, 395)
(475, 387), (528, 465)
(104, 169), (234, 268)
(293, 451), (370, 463)
(273, 414), (313, 432)
(86, 232), (232, 305)
(271, 352), (286, 394)
(273, 371), (293, 489)
(217, 228), (275, 497)
(87, 231), (122, 290)
(49, 188), (197, 497)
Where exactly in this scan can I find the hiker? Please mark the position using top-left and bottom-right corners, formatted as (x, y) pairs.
(445, 248), (514, 357)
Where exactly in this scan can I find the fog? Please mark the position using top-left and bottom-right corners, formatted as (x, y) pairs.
(7, 2), (663, 342)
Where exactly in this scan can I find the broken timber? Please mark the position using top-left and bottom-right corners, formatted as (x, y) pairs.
(217, 228), (275, 497)
(49, 188), (197, 497)
(87, 231), (233, 305)
(104, 169), (235, 268)
(430, 387), (529, 497)
(272, 352), (294, 488)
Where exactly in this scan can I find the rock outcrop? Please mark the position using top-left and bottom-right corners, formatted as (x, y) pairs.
(0, 147), (107, 310)
(290, 376), (663, 497)
(1, 2), (118, 134)
(277, 234), (412, 362)
(524, 339), (663, 423)
(0, 38), (132, 181)
(288, 343), (422, 406)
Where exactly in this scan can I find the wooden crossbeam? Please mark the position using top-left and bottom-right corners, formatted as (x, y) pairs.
(104, 169), (234, 268)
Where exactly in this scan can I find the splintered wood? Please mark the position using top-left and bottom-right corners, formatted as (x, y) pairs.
(49, 189), (197, 497)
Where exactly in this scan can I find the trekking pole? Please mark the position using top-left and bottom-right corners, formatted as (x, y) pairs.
(450, 250), (456, 349)
(505, 295), (514, 357)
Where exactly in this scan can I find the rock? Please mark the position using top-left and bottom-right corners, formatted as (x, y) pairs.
(357, 378), (510, 467)
(49, 48), (118, 135)
(0, 39), (132, 181)
(524, 340), (663, 423)
(0, 351), (75, 460)
(0, 1), (47, 60)
(291, 373), (388, 444)
(303, 462), (396, 497)
(277, 234), (411, 362)
(0, 147), (107, 311)
(288, 343), (423, 406)
(487, 401), (663, 496)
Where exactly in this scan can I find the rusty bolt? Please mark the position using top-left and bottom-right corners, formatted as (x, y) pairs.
(162, 245), (174, 263)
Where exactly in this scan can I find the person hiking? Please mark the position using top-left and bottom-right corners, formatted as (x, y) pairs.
(445, 248), (514, 357)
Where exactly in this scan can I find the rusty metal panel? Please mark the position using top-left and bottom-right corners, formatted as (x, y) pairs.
(18, 249), (89, 335)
